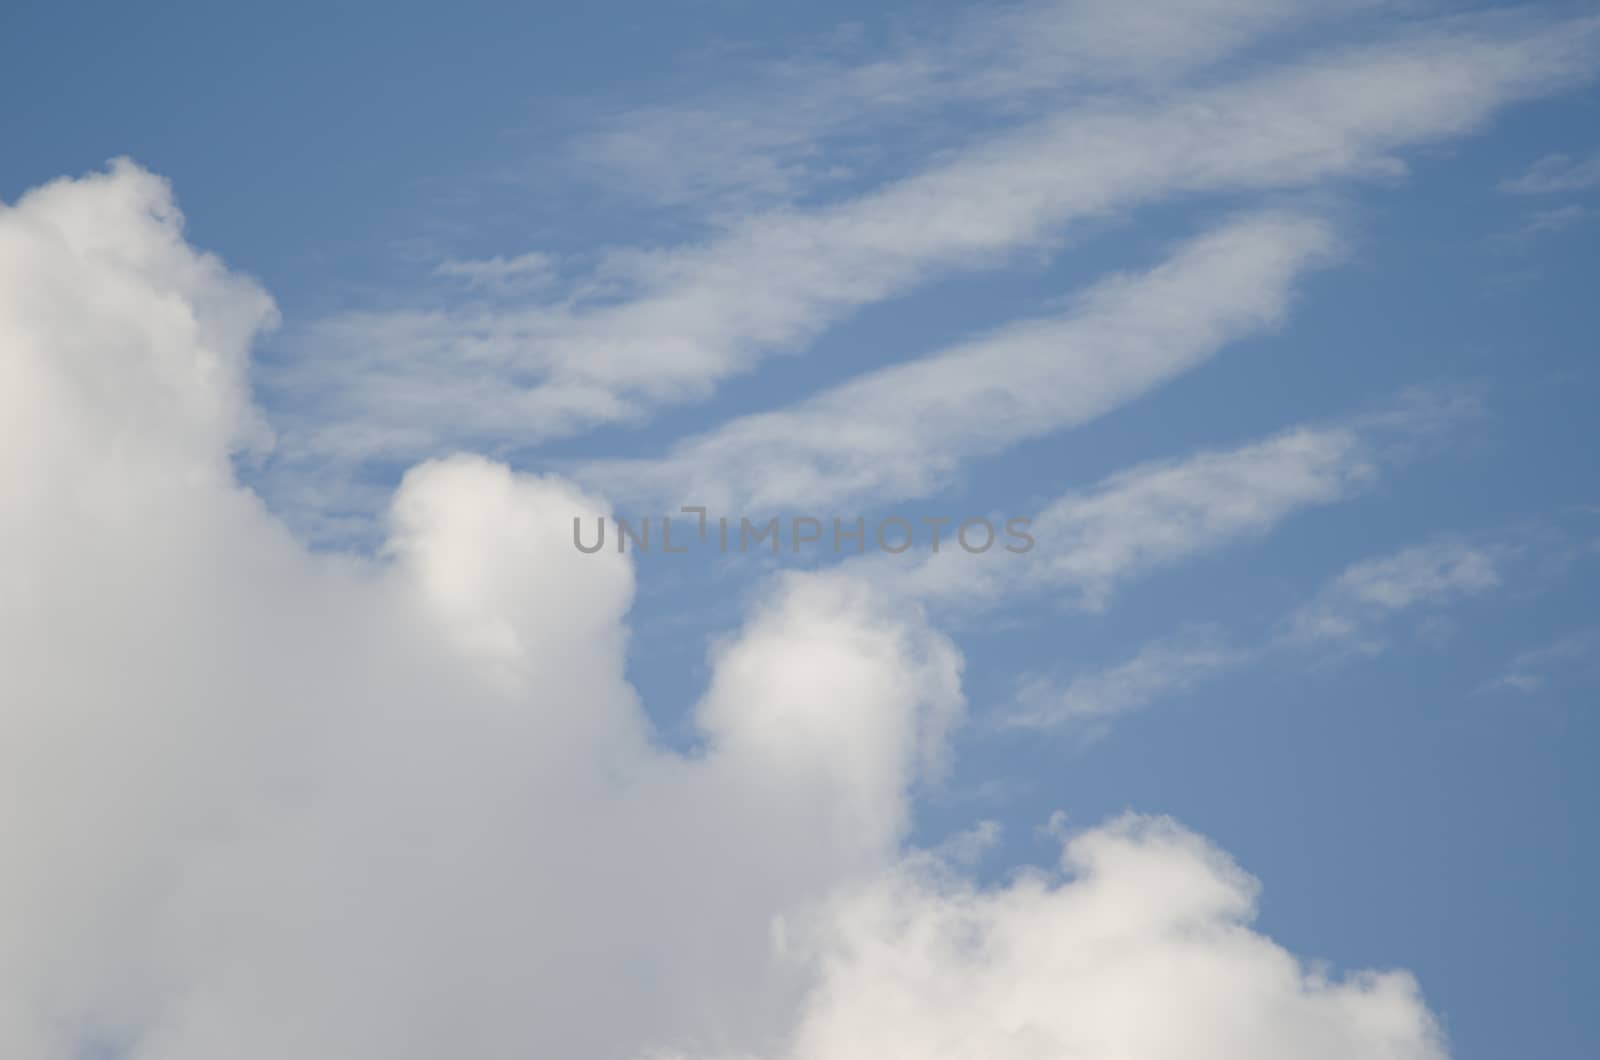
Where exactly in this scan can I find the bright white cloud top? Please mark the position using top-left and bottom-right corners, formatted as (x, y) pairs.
(3, 147), (1446, 1060)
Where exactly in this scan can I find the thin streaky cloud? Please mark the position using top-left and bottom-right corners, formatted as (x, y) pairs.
(1007, 626), (1250, 734)
(1280, 537), (1506, 655)
(570, 0), (1392, 210)
(433, 251), (558, 292)
(1519, 204), (1594, 236)
(1499, 150), (1600, 194)
(1486, 627), (1600, 693)
(876, 393), (1473, 615)
(262, 9), (1600, 536)
(585, 210), (1340, 513)
(1002, 534), (1511, 735)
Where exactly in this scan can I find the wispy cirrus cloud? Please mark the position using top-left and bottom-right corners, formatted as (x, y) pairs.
(1012, 507), (1600, 735)
(1514, 203), (1594, 237)
(1009, 626), (1250, 735)
(261, 8), (1600, 537)
(570, 0), (1392, 211)
(1280, 536), (1507, 655)
(1000, 533), (1511, 734)
(1486, 627), (1600, 693)
(1500, 150), (1600, 194)
(585, 210), (1341, 512)
(874, 390), (1473, 614)
(432, 250), (558, 292)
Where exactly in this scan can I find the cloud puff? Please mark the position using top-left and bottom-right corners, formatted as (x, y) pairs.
(1, 164), (1447, 1060)
(0, 160), (956, 1060)
(680, 816), (1445, 1060)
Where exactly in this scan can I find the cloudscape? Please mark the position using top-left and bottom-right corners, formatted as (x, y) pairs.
(1, 2), (1596, 1058)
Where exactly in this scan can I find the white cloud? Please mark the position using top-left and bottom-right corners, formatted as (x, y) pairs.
(674, 815), (1446, 1060)
(1009, 626), (1249, 734)
(0, 160), (953, 1060)
(263, 8), (1600, 530)
(1487, 628), (1600, 693)
(650, 397), (1474, 742)
(433, 250), (557, 292)
(998, 532), (1514, 736)
(1519, 204), (1593, 235)
(571, 0), (1387, 210)
(1282, 538), (1505, 654)
(0, 162), (1447, 1060)
(881, 410), (1429, 613)
(1499, 150), (1600, 194)
(587, 211), (1340, 513)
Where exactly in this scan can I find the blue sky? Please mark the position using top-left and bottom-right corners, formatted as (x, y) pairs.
(2, 2), (1597, 1059)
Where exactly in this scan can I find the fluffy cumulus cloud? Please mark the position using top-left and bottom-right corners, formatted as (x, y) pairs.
(1, 165), (1449, 1059)
(699, 816), (1445, 1060)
